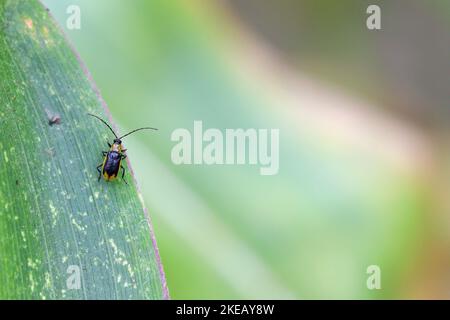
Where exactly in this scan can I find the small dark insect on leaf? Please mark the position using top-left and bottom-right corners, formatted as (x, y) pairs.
(15, 180), (19, 186)
(88, 113), (157, 184)
(48, 116), (61, 126)
(45, 108), (61, 126)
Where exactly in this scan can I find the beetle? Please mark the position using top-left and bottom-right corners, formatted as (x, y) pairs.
(88, 113), (157, 184)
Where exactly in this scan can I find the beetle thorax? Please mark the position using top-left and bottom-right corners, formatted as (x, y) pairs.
(111, 143), (122, 152)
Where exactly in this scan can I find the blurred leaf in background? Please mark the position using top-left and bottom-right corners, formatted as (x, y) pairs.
(42, 0), (439, 299)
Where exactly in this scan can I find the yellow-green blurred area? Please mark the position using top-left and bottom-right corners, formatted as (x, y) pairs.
(41, 0), (450, 299)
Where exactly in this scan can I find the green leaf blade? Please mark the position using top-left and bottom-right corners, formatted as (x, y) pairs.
(0, 0), (167, 299)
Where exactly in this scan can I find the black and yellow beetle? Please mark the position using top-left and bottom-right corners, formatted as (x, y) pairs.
(88, 113), (157, 183)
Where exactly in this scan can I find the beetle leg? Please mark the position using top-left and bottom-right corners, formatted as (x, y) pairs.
(102, 151), (108, 156)
(121, 153), (127, 160)
(96, 164), (102, 181)
(121, 165), (128, 185)
(106, 141), (111, 148)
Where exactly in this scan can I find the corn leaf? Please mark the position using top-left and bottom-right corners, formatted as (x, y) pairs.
(0, 0), (168, 299)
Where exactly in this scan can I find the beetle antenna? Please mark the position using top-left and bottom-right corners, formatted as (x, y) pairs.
(87, 113), (118, 138)
(119, 127), (158, 140)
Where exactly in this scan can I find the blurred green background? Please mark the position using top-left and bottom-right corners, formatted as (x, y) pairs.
(41, 0), (450, 299)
